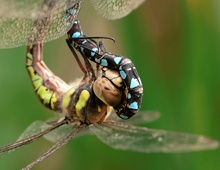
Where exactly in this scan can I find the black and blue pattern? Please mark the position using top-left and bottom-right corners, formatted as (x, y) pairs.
(67, 19), (143, 119)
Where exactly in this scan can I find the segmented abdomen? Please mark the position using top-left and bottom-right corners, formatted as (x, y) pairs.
(68, 20), (143, 119)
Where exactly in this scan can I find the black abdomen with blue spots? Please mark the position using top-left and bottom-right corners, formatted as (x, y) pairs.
(67, 19), (143, 120)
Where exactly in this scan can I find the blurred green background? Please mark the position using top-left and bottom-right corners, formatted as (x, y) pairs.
(0, 0), (220, 169)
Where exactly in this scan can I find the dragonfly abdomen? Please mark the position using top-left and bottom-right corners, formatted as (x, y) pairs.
(26, 44), (60, 111)
(26, 43), (108, 124)
(68, 19), (143, 119)
(92, 52), (143, 119)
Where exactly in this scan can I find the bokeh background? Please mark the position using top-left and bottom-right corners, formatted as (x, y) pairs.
(0, 0), (220, 169)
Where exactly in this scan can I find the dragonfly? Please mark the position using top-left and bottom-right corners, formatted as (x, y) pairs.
(0, 0), (146, 48)
(0, 18), (219, 169)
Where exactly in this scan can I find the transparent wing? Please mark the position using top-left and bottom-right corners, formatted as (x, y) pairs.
(43, 111), (159, 143)
(126, 111), (160, 124)
(43, 123), (73, 143)
(43, 110), (160, 143)
(43, 122), (90, 143)
(22, 124), (86, 170)
(0, 0), (67, 18)
(0, 0), (146, 48)
(91, 121), (219, 152)
(17, 119), (88, 144)
(0, 0), (82, 48)
(0, 120), (65, 156)
(17, 121), (51, 141)
(106, 109), (160, 124)
(44, 107), (160, 143)
(90, 0), (146, 19)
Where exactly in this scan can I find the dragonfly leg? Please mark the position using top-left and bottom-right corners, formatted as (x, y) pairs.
(66, 38), (96, 82)
(26, 43), (69, 112)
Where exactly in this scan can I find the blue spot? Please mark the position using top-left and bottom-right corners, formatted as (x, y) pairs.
(80, 47), (84, 52)
(68, 9), (77, 15)
(101, 59), (108, 66)
(129, 102), (138, 109)
(95, 58), (100, 63)
(114, 56), (122, 64)
(127, 93), (131, 99)
(72, 32), (81, 38)
(91, 47), (98, 56)
(120, 114), (128, 119)
(120, 70), (126, 79)
(82, 40), (87, 44)
(130, 78), (139, 88)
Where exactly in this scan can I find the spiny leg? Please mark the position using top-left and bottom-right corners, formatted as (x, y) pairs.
(26, 43), (69, 112)
(66, 39), (87, 74)
(66, 39), (96, 82)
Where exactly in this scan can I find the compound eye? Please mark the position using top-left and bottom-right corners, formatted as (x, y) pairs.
(93, 77), (122, 107)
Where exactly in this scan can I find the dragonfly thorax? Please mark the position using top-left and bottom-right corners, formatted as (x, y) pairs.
(61, 83), (109, 125)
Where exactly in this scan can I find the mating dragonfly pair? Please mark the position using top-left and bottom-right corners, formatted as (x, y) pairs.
(0, 0), (219, 169)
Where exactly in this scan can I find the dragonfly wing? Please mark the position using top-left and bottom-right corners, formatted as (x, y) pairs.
(120, 111), (160, 124)
(90, 0), (146, 19)
(90, 121), (219, 152)
(106, 108), (160, 124)
(43, 123), (72, 143)
(0, 0), (72, 18)
(17, 118), (91, 144)
(22, 124), (86, 170)
(0, 120), (66, 156)
(43, 123), (91, 143)
(0, 0), (82, 48)
(17, 121), (50, 141)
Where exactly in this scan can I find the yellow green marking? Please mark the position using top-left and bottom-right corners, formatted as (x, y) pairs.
(75, 90), (90, 116)
(50, 93), (57, 109)
(27, 66), (43, 90)
(26, 52), (33, 66)
(27, 52), (55, 108)
(62, 88), (75, 109)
